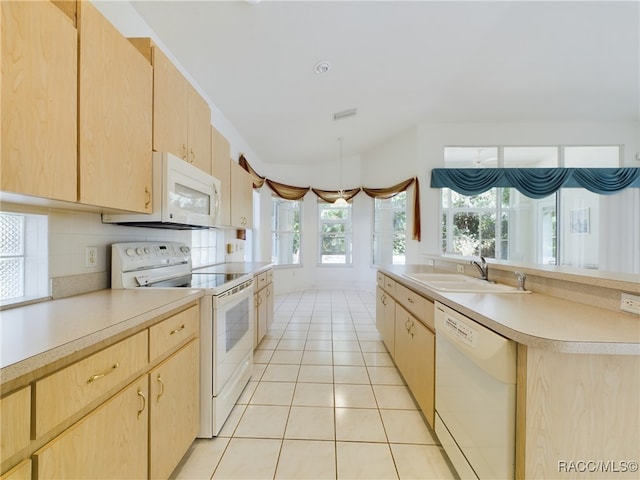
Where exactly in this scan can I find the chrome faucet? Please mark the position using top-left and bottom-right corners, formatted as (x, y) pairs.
(470, 256), (489, 281)
(515, 271), (527, 291)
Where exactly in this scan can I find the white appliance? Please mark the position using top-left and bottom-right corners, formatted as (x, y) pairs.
(434, 302), (517, 480)
(111, 242), (254, 437)
(103, 152), (221, 229)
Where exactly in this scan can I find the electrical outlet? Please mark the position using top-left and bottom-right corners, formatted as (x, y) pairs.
(621, 293), (640, 315)
(85, 247), (97, 267)
(456, 264), (465, 273)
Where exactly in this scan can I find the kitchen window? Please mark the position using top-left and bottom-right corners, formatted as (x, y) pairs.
(0, 211), (48, 307)
(372, 192), (407, 265)
(318, 201), (352, 265)
(271, 197), (301, 266)
(441, 145), (621, 268)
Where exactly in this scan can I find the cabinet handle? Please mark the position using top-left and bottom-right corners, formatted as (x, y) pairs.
(266, 289), (271, 297)
(156, 374), (165, 402)
(170, 324), (186, 335)
(144, 187), (151, 208)
(381, 293), (387, 306)
(190, 148), (195, 163)
(137, 387), (146, 419)
(409, 321), (415, 338)
(182, 144), (188, 160)
(405, 319), (411, 331)
(407, 297), (414, 304)
(87, 362), (120, 384)
(257, 295), (262, 306)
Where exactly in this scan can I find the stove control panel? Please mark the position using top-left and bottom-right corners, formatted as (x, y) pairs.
(112, 242), (192, 288)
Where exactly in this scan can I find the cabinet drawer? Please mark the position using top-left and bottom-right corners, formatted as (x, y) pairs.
(376, 272), (385, 288)
(33, 331), (148, 438)
(383, 276), (396, 297)
(395, 283), (434, 331)
(256, 272), (268, 290)
(149, 305), (199, 362)
(0, 387), (31, 464)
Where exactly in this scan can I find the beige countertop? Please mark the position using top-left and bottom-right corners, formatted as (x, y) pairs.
(0, 289), (203, 391)
(193, 262), (273, 275)
(380, 265), (640, 356)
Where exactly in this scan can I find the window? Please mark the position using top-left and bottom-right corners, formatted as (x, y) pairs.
(441, 146), (620, 269)
(318, 202), (352, 265)
(272, 197), (301, 266)
(1, 212), (48, 306)
(441, 188), (510, 259)
(373, 192), (406, 265)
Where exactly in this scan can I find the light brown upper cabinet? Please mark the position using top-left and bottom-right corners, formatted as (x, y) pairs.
(1, 0), (77, 202)
(77, 1), (152, 213)
(211, 125), (231, 225)
(230, 160), (253, 229)
(152, 46), (211, 174)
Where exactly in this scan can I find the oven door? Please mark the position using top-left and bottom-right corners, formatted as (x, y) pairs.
(213, 283), (254, 394)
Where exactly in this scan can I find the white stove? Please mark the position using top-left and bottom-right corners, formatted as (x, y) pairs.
(111, 242), (255, 437)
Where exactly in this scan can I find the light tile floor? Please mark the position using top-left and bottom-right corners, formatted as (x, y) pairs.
(171, 289), (456, 480)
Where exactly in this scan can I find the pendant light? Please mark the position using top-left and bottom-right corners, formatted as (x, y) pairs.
(334, 137), (348, 207)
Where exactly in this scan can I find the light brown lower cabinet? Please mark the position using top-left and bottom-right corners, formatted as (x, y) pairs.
(394, 304), (435, 428)
(149, 340), (199, 480)
(2, 303), (200, 480)
(254, 269), (274, 347)
(33, 379), (149, 479)
(375, 285), (396, 355)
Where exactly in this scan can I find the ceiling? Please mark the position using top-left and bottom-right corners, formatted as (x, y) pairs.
(129, 1), (639, 166)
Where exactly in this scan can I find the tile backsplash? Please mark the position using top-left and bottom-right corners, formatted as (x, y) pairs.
(48, 209), (191, 279)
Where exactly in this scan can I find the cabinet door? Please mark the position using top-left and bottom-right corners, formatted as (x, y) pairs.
(187, 86), (211, 173)
(230, 160), (253, 228)
(1, 0), (77, 202)
(149, 340), (199, 480)
(376, 286), (395, 356)
(266, 282), (274, 331)
(33, 379), (148, 479)
(394, 304), (411, 379)
(78, 1), (152, 213)
(407, 318), (435, 428)
(211, 125), (231, 225)
(152, 46), (189, 160)
(256, 288), (267, 346)
(0, 387), (30, 467)
(395, 303), (435, 428)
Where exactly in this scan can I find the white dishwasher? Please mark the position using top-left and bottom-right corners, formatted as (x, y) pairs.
(434, 302), (517, 480)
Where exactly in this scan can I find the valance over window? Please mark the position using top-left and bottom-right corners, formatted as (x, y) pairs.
(238, 156), (421, 241)
(430, 168), (640, 199)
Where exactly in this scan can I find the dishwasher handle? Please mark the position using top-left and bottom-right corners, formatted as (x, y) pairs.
(435, 306), (517, 384)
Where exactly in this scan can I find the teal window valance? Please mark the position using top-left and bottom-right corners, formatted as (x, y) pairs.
(430, 168), (640, 199)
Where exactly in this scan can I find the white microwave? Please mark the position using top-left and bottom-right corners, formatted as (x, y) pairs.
(103, 152), (221, 229)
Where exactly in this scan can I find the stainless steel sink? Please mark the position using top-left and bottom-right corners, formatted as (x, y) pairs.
(402, 273), (530, 293)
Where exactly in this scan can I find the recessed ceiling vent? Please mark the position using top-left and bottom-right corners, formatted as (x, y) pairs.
(333, 108), (357, 121)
